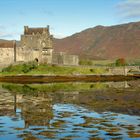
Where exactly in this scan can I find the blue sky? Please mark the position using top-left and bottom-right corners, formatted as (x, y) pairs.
(0, 0), (140, 40)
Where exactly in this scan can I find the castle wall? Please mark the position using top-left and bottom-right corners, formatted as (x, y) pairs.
(0, 26), (79, 67)
(19, 28), (53, 64)
(16, 47), (41, 62)
(52, 52), (79, 66)
(0, 48), (14, 66)
(41, 53), (53, 64)
(62, 54), (79, 66)
(20, 35), (40, 50)
(16, 47), (53, 64)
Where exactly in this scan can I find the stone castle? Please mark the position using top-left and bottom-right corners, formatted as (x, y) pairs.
(0, 26), (79, 67)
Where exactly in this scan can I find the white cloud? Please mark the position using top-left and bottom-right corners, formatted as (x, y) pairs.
(117, 0), (140, 19)
(0, 25), (20, 40)
(50, 27), (66, 39)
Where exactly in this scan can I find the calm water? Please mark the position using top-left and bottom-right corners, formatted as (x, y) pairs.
(0, 81), (140, 140)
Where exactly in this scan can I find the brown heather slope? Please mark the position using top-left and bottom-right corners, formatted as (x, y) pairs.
(0, 39), (14, 48)
(54, 21), (140, 59)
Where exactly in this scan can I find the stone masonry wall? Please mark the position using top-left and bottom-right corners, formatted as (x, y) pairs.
(18, 29), (53, 64)
(20, 35), (40, 50)
(16, 47), (41, 62)
(109, 66), (140, 75)
(52, 52), (79, 66)
(0, 48), (14, 67)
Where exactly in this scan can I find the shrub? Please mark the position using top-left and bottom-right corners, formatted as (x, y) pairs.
(2, 65), (13, 72)
(2, 61), (38, 73)
(22, 64), (31, 73)
(22, 62), (38, 73)
(115, 58), (126, 66)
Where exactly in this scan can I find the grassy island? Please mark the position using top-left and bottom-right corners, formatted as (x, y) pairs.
(0, 61), (139, 84)
(0, 62), (108, 76)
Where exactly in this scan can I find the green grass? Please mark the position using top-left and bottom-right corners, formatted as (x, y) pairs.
(127, 59), (140, 66)
(79, 59), (114, 66)
(1, 82), (108, 94)
(1, 59), (139, 76)
(29, 65), (107, 75)
(79, 59), (140, 67)
(0, 63), (108, 76)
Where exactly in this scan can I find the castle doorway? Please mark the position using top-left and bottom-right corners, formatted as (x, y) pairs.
(35, 58), (39, 63)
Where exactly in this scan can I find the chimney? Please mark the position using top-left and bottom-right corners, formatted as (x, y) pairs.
(47, 25), (50, 34)
(47, 25), (50, 30)
(24, 26), (28, 34)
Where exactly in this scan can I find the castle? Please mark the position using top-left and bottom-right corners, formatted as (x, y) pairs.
(0, 26), (79, 67)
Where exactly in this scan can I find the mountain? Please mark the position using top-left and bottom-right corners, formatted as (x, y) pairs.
(0, 39), (20, 48)
(0, 39), (15, 48)
(54, 21), (140, 60)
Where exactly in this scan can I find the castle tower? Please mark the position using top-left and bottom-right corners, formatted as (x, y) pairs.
(18, 25), (53, 64)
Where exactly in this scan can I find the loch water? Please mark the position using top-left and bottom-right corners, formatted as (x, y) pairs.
(0, 81), (140, 140)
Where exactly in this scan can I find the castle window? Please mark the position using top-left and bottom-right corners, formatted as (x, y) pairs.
(42, 47), (48, 51)
(42, 48), (52, 55)
(34, 48), (39, 51)
(42, 47), (49, 55)
(42, 42), (46, 48)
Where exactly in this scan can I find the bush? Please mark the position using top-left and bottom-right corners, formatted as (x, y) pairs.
(22, 62), (38, 73)
(2, 65), (13, 72)
(115, 58), (126, 66)
(2, 61), (38, 73)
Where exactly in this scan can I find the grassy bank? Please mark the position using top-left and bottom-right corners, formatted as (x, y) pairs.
(0, 63), (108, 76)
(1, 82), (108, 94)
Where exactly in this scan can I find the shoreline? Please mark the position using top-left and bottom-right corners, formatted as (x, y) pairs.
(0, 74), (139, 84)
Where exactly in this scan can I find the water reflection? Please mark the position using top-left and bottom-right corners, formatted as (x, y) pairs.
(0, 81), (140, 139)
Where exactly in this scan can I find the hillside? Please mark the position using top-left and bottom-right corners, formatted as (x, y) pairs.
(0, 39), (15, 48)
(54, 21), (140, 60)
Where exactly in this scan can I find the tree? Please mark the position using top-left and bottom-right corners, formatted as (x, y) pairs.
(115, 58), (126, 66)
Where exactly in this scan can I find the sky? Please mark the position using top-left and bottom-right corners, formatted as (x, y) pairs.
(0, 0), (140, 40)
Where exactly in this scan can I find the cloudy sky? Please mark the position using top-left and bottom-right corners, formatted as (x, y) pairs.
(0, 0), (140, 40)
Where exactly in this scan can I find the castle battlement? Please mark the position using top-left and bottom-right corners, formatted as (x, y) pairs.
(24, 25), (50, 35)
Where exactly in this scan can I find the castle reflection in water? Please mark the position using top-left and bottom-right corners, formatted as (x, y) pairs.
(0, 88), (53, 128)
(0, 80), (140, 128)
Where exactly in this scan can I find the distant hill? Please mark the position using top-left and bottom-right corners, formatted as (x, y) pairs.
(54, 21), (140, 60)
(0, 39), (20, 48)
(0, 39), (14, 48)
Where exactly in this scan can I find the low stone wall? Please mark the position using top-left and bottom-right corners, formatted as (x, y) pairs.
(52, 52), (79, 66)
(109, 67), (127, 75)
(109, 66), (140, 75)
